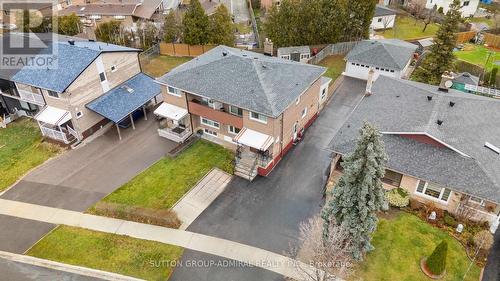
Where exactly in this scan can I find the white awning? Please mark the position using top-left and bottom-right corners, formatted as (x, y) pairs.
(35, 106), (72, 126)
(234, 128), (274, 151)
(154, 103), (188, 121)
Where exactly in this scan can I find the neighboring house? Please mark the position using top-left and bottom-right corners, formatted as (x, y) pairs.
(277, 46), (311, 63)
(60, 0), (165, 31)
(425, 0), (480, 17)
(451, 72), (480, 93)
(344, 39), (417, 80)
(261, 0), (281, 10)
(371, 5), (397, 30)
(331, 75), (500, 232)
(0, 33), (160, 144)
(155, 46), (330, 180)
(415, 37), (434, 53)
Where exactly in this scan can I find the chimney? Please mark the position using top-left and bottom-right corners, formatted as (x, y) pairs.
(438, 71), (454, 92)
(264, 38), (273, 56)
(365, 68), (375, 96)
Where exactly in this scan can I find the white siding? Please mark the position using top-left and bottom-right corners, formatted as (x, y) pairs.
(344, 61), (401, 80)
(425, 0), (479, 17)
(371, 15), (396, 30)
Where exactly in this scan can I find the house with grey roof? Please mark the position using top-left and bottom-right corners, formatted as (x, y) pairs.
(277, 46), (311, 63)
(0, 33), (160, 144)
(156, 45), (330, 180)
(451, 72), (480, 93)
(344, 39), (417, 80)
(371, 5), (397, 30)
(330, 75), (500, 232)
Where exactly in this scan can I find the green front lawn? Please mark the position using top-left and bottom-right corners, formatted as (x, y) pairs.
(376, 16), (440, 40)
(455, 44), (500, 72)
(318, 55), (346, 81)
(94, 140), (234, 210)
(141, 55), (192, 77)
(354, 212), (481, 281)
(469, 17), (495, 28)
(27, 226), (183, 281)
(0, 118), (63, 191)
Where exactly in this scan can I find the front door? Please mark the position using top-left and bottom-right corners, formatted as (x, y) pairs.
(290, 52), (300, 62)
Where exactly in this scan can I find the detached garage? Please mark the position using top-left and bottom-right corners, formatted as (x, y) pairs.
(344, 39), (417, 80)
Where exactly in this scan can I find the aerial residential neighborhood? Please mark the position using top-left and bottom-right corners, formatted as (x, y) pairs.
(0, 0), (499, 281)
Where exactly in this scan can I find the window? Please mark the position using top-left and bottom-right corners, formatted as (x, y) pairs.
(390, 70), (395, 73)
(167, 86), (181, 97)
(229, 105), (243, 117)
(114, 15), (126, 20)
(204, 128), (217, 137)
(301, 107), (307, 118)
(296, 96), (300, 105)
(89, 15), (101, 20)
(47, 90), (59, 98)
(111, 65), (117, 72)
(99, 72), (106, 82)
(351, 63), (355, 65)
(321, 88), (327, 101)
(361, 64), (365, 67)
(228, 125), (241, 135)
(415, 180), (451, 202)
(376, 67), (380, 70)
(300, 54), (310, 60)
(250, 111), (267, 124)
(281, 55), (290, 60)
(76, 111), (83, 119)
(201, 116), (220, 129)
(378, 18), (382, 22)
(463, 1), (469, 6)
(468, 196), (485, 206)
(382, 170), (402, 187)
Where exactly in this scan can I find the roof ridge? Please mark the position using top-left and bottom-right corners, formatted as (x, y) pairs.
(251, 58), (278, 115)
(381, 43), (401, 69)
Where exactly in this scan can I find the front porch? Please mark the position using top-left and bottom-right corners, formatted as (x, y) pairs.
(35, 106), (78, 144)
(153, 103), (192, 143)
(233, 128), (274, 181)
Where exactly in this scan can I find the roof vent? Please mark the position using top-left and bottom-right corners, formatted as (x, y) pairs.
(485, 142), (500, 154)
(89, 39), (95, 42)
(121, 85), (134, 93)
(449, 101), (455, 107)
(222, 51), (228, 57)
(68, 40), (75, 45)
(437, 120), (443, 126)
(262, 65), (268, 69)
(427, 96), (433, 101)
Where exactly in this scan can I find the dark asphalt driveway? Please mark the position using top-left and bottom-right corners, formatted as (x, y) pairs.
(0, 114), (176, 254)
(171, 76), (367, 281)
(482, 228), (500, 281)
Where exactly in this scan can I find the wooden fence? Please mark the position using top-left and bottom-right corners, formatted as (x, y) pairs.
(159, 43), (217, 57)
(308, 41), (360, 65)
(456, 31), (476, 44)
(484, 33), (500, 49)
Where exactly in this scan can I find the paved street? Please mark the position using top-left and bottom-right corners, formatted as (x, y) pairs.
(0, 113), (176, 254)
(0, 257), (100, 281)
(171, 76), (367, 280)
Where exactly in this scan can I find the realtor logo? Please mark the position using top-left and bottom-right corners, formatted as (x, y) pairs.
(0, 0), (58, 69)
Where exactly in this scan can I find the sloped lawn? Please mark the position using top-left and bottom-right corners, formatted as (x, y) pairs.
(27, 226), (183, 281)
(94, 140), (234, 210)
(354, 212), (481, 281)
(0, 118), (63, 191)
(376, 16), (439, 40)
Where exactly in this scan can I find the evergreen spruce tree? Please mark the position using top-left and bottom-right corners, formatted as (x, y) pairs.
(263, 0), (300, 47)
(425, 240), (448, 275)
(163, 11), (181, 43)
(208, 5), (235, 46)
(343, 0), (376, 41)
(322, 122), (387, 260)
(58, 14), (80, 36)
(412, 0), (462, 85)
(182, 0), (209, 45)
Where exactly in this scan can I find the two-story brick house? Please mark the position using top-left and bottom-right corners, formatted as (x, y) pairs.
(1, 33), (160, 144)
(155, 46), (330, 180)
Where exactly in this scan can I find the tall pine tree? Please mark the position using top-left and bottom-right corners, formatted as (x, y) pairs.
(208, 5), (235, 46)
(342, 0), (376, 41)
(263, 0), (300, 47)
(182, 0), (209, 45)
(163, 11), (182, 43)
(412, 0), (461, 85)
(322, 122), (387, 260)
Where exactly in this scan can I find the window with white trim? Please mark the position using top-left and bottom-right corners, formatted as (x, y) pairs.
(47, 90), (59, 98)
(200, 116), (220, 129)
(111, 65), (117, 72)
(204, 128), (217, 137)
(229, 105), (243, 117)
(99, 72), (106, 82)
(301, 107), (307, 119)
(378, 18), (382, 22)
(300, 54), (310, 60)
(321, 88), (327, 101)
(281, 55), (290, 60)
(228, 125), (241, 135)
(468, 196), (485, 206)
(415, 180), (451, 202)
(296, 96), (300, 105)
(167, 86), (181, 97)
(76, 111), (83, 119)
(250, 112), (267, 124)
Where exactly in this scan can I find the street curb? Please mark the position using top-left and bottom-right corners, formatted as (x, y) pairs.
(0, 250), (144, 281)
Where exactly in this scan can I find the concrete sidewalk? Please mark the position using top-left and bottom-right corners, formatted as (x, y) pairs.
(172, 169), (232, 230)
(0, 198), (323, 281)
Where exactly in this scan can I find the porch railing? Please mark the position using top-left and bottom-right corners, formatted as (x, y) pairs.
(40, 126), (70, 144)
(158, 127), (191, 143)
(18, 89), (45, 105)
(67, 126), (79, 141)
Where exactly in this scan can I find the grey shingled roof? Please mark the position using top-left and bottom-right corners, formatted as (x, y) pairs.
(453, 72), (479, 86)
(346, 39), (417, 70)
(157, 45), (326, 117)
(278, 46), (311, 56)
(9, 36), (139, 93)
(330, 76), (500, 203)
(374, 5), (397, 17)
(86, 73), (160, 123)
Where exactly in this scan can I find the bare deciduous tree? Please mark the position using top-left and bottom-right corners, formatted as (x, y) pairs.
(407, 0), (427, 24)
(288, 216), (354, 281)
(423, 5), (437, 32)
(382, 16), (395, 30)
